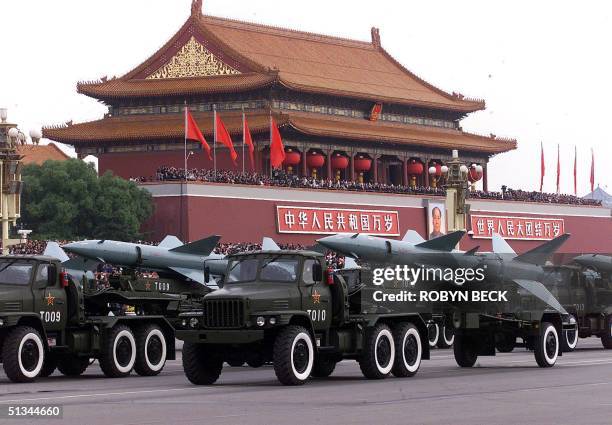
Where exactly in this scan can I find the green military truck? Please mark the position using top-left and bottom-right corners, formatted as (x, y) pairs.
(0, 255), (207, 383)
(176, 250), (430, 386)
(541, 264), (612, 350)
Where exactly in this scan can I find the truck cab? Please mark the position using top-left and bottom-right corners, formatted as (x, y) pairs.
(177, 250), (429, 386)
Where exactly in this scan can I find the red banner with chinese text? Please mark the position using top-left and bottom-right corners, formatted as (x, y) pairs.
(470, 215), (565, 240)
(277, 206), (400, 236)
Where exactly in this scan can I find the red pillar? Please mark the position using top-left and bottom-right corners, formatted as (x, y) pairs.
(326, 151), (332, 180)
(302, 149), (308, 176)
(424, 158), (430, 187)
(402, 158), (408, 186)
(483, 163), (488, 192)
(350, 153), (355, 181)
(373, 155), (378, 183)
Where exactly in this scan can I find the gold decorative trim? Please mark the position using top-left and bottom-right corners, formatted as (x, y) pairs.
(147, 36), (240, 79)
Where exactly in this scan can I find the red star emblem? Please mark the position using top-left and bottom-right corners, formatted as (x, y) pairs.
(312, 290), (321, 304)
(145, 282), (152, 290)
(45, 293), (55, 306)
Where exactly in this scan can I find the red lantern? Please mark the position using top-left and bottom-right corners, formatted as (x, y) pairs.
(468, 165), (483, 183)
(283, 150), (301, 166)
(406, 160), (424, 175)
(331, 155), (349, 170)
(353, 157), (372, 172)
(306, 152), (325, 168)
(429, 163), (442, 177)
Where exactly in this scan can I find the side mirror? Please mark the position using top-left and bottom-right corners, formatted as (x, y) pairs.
(204, 265), (211, 283)
(312, 262), (323, 282)
(47, 265), (57, 287)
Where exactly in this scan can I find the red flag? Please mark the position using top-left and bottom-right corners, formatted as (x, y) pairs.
(215, 113), (238, 164)
(539, 142), (545, 192)
(270, 117), (285, 169)
(590, 148), (595, 192)
(186, 110), (212, 160)
(243, 115), (255, 168)
(573, 146), (577, 195)
(556, 144), (560, 194)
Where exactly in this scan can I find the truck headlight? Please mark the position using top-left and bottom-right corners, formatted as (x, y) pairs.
(0, 318), (4, 327)
(189, 318), (199, 328)
(268, 317), (277, 325)
(256, 316), (266, 327)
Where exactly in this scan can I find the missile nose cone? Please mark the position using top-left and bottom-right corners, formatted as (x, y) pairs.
(62, 241), (89, 256)
(316, 235), (340, 250)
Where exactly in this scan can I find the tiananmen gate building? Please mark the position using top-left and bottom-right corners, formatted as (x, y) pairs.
(43, 1), (611, 253)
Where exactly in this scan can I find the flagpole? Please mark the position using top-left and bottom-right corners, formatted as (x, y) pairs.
(242, 106), (245, 174)
(184, 101), (188, 182)
(213, 104), (217, 177)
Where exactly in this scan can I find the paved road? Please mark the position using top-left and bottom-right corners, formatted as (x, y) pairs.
(1, 338), (611, 425)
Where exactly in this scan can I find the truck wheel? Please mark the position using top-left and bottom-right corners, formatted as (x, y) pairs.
(453, 334), (477, 367)
(2, 326), (45, 383)
(134, 325), (167, 376)
(427, 322), (439, 348)
(601, 315), (612, 349)
(311, 357), (337, 378)
(534, 322), (559, 367)
(562, 321), (578, 352)
(392, 323), (422, 377)
(99, 324), (136, 378)
(57, 355), (90, 376)
(359, 323), (395, 379)
(495, 334), (516, 353)
(39, 356), (57, 378)
(273, 326), (314, 385)
(182, 342), (223, 385)
(437, 326), (454, 349)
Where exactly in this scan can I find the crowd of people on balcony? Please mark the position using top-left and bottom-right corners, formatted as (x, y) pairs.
(137, 166), (602, 206)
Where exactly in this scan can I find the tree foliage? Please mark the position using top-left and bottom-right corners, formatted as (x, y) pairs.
(21, 159), (153, 240)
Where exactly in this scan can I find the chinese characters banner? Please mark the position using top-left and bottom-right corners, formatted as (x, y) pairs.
(470, 215), (565, 240)
(277, 206), (400, 236)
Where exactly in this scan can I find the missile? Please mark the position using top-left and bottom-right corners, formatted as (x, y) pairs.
(573, 254), (612, 274)
(317, 230), (571, 314)
(62, 235), (226, 285)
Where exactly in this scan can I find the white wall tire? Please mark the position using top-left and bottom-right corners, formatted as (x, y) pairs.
(359, 323), (395, 379)
(1, 326), (45, 383)
(392, 323), (422, 377)
(562, 324), (578, 352)
(99, 324), (137, 378)
(135, 325), (167, 376)
(534, 322), (558, 367)
(273, 325), (314, 385)
(437, 325), (454, 349)
(427, 322), (439, 348)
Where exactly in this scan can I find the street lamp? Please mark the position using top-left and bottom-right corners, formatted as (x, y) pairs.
(443, 149), (471, 246)
(29, 128), (42, 145)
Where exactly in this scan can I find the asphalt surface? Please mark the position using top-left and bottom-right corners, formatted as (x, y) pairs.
(1, 338), (611, 425)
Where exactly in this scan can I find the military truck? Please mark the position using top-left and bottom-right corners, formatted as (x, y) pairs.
(0, 255), (208, 383)
(176, 250), (430, 386)
(540, 264), (612, 350)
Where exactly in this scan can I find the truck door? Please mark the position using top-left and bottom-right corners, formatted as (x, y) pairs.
(301, 259), (331, 332)
(32, 263), (67, 333)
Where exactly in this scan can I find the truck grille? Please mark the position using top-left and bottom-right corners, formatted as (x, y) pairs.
(1, 302), (22, 312)
(204, 299), (244, 328)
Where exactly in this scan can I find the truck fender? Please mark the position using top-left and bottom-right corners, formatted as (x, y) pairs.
(5, 314), (50, 351)
(284, 313), (317, 346)
(541, 312), (563, 357)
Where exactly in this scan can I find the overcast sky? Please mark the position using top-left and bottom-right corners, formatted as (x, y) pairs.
(1, 0), (610, 195)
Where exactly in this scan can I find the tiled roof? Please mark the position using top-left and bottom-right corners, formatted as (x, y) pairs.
(77, 13), (484, 112)
(43, 109), (515, 154)
(16, 143), (70, 165)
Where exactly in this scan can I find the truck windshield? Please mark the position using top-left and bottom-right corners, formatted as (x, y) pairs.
(226, 258), (259, 283)
(260, 258), (299, 282)
(0, 261), (33, 285)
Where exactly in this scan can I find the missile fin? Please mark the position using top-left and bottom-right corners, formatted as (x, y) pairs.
(513, 234), (571, 265)
(262, 237), (281, 251)
(464, 246), (480, 256)
(62, 257), (100, 271)
(492, 233), (516, 255)
(169, 266), (206, 285)
(402, 230), (425, 244)
(343, 257), (361, 270)
(44, 242), (70, 262)
(169, 235), (221, 256)
(513, 279), (568, 314)
(415, 231), (465, 252)
(158, 235), (183, 249)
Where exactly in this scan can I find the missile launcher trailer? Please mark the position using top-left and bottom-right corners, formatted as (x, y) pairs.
(177, 250), (430, 386)
(0, 255), (210, 383)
